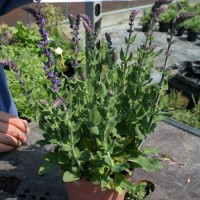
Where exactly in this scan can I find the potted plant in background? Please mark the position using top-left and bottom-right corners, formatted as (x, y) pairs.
(172, 0), (190, 36)
(159, 8), (176, 32)
(2, 0), (194, 199)
(181, 15), (200, 42)
(140, 8), (152, 32)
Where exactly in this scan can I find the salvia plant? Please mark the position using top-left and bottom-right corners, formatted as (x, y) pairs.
(4, 0), (195, 195)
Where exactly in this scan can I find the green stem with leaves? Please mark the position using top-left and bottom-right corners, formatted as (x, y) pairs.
(148, 32), (174, 129)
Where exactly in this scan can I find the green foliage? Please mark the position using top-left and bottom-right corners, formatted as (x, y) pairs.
(125, 181), (155, 200)
(0, 23), (14, 45)
(0, 21), (72, 121)
(140, 8), (151, 25)
(167, 90), (189, 110)
(33, 7), (174, 194)
(181, 15), (200, 32)
(167, 91), (200, 130)
(10, 1), (180, 195)
(42, 3), (65, 36)
(159, 8), (177, 23)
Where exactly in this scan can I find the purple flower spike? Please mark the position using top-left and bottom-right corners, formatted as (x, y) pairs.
(79, 14), (91, 27)
(130, 8), (140, 21)
(155, 0), (173, 6)
(24, 0), (61, 92)
(176, 13), (196, 23)
(83, 20), (92, 33)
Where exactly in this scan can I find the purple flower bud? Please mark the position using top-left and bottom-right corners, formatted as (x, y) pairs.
(105, 32), (112, 44)
(158, 5), (168, 14)
(52, 97), (67, 109)
(176, 13), (195, 23)
(79, 14), (91, 27)
(95, 17), (102, 35)
(68, 13), (76, 24)
(155, 0), (173, 6)
(83, 20), (91, 33)
(130, 8), (140, 21)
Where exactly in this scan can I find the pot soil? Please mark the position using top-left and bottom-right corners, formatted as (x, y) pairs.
(159, 22), (169, 32)
(187, 29), (199, 42)
(65, 179), (126, 200)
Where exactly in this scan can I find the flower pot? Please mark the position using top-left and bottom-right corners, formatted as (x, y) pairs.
(142, 22), (150, 32)
(187, 29), (199, 42)
(65, 179), (126, 200)
(175, 27), (185, 36)
(159, 22), (169, 32)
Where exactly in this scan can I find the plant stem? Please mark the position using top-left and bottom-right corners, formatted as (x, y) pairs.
(148, 32), (174, 129)
(60, 53), (66, 70)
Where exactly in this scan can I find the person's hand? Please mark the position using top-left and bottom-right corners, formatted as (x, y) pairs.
(0, 111), (29, 152)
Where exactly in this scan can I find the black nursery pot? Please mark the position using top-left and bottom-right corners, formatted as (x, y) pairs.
(142, 22), (150, 32)
(159, 22), (169, 32)
(187, 29), (199, 42)
(175, 27), (185, 36)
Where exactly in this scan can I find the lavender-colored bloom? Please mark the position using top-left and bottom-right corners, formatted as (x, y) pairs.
(155, 0), (173, 6)
(83, 20), (92, 33)
(129, 8), (140, 22)
(127, 9), (140, 34)
(0, 60), (30, 96)
(172, 12), (195, 33)
(52, 97), (67, 109)
(175, 13), (195, 24)
(68, 14), (76, 26)
(79, 14), (91, 27)
(24, 0), (60, 92)
(105, 32), (112, 45)
(95, 17), (102, 35)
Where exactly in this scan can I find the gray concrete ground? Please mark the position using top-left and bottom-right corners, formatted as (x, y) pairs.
(0, 24), (200, 200)
(1, 121), (200, 200)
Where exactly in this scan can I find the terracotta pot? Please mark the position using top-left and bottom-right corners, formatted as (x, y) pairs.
(65, 179), (126, 200)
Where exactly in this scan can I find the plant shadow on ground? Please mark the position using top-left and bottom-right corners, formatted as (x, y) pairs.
(0, 140), (67, 200)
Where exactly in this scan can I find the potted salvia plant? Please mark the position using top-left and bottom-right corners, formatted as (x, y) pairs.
(3, 0), (194, 199)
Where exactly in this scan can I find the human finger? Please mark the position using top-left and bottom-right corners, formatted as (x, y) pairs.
(0, 132), (22, 147)
(0, 111), (29, 133)
(0, 143), (15, 153)
(0, 121), (27, 142)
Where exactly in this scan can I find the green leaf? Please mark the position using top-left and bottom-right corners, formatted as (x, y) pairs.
(112, 163), (130, 173)
(38, 161), (56, 175)
(114, 174), (133, 194)
(35, 140), (50, 146)
(92, 105), (102, 125)
(90, 126), (99, 135)
(130, 34), (137, 44)
(79, 150), (90, 163)
(134, 155), (163, 171)
(120, 48), (125, 61)
(61, 143), (71, 151)
(141, 147), (160, 154)
(63, 168), (81, 182)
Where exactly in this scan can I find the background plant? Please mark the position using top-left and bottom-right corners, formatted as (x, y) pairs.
(180, 15), (200, 32)
(159, 8), (176, 23)
(167, 90), (200, 130)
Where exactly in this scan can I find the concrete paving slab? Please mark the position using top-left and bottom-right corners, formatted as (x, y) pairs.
(1, 121), (200, 200)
